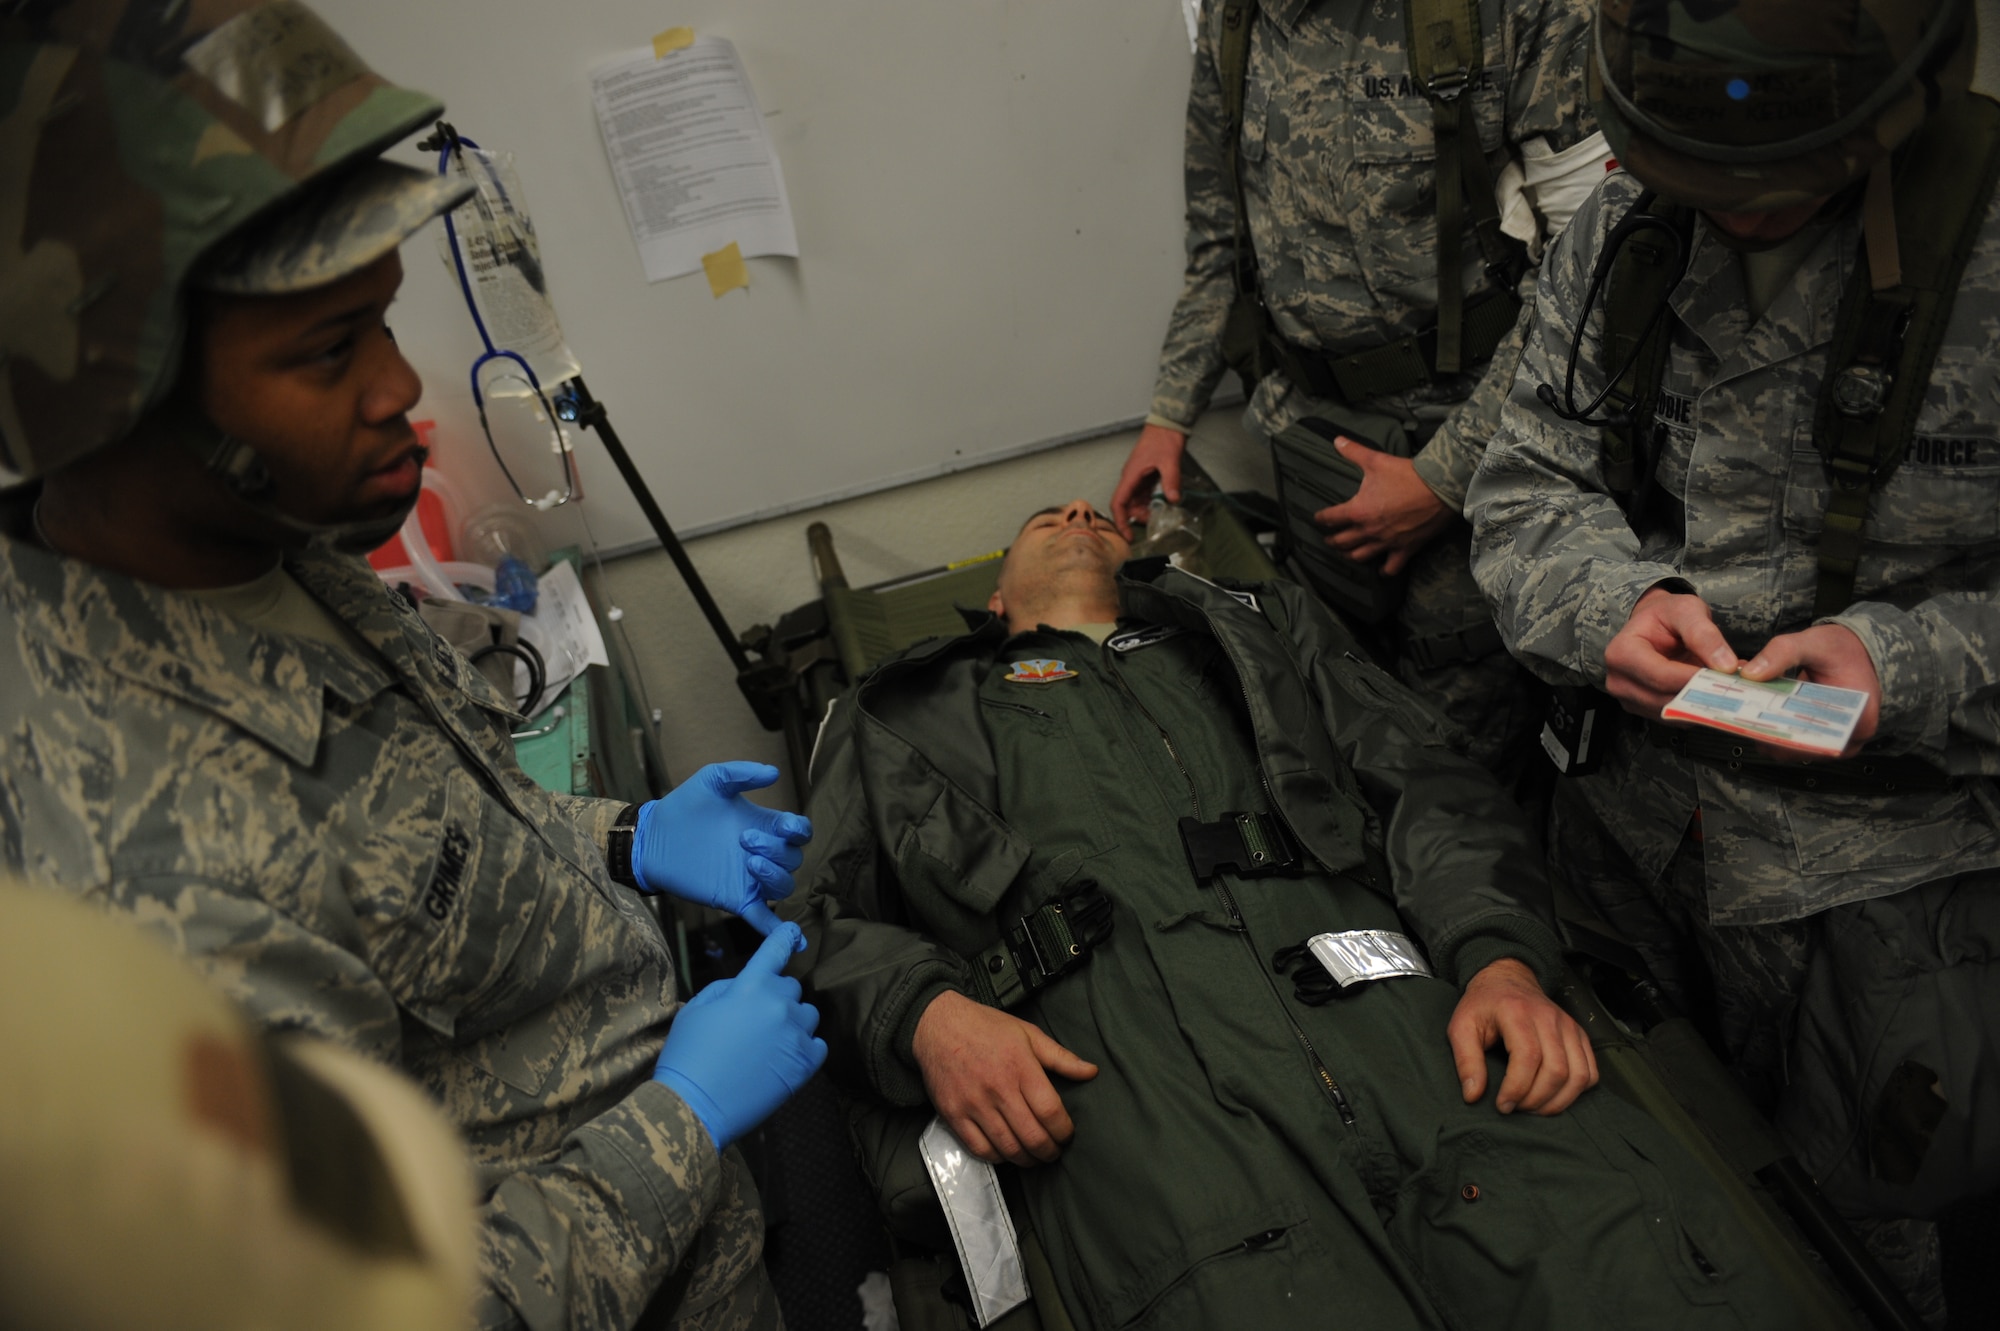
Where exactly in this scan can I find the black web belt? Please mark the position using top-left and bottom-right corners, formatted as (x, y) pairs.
(1178, 811), (1304, 883)
(964, 883), (1114, 1010)
(1646, 723), (1950, 796)
(1272, 286), (1520, 406)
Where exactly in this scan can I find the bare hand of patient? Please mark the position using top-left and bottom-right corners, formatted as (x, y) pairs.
(911, 990), (1099, 1166)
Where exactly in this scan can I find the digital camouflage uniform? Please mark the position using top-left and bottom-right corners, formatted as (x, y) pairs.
(0, 521), (778, 1331)
(1148, 0), (1597, 775)
(1467, 157), (2000, 1314)
(794, 562), (1813, 1330)
(2, 3), (783, 1325)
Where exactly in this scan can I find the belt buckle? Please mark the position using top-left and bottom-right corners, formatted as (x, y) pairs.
(1178, 811), (1302, 882)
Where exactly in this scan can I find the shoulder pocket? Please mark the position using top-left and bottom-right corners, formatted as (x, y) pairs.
(892, 783), (1030, 925)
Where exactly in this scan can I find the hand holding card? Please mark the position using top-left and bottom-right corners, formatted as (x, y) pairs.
(1661, 669), (1870, 757)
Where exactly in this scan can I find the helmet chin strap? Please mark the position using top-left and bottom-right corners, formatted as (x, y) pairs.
(170, 408), (419, 555)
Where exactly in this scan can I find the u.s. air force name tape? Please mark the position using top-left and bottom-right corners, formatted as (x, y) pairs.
(1307, 930), (1434, 988)
(919, 1116), (1031, 1327)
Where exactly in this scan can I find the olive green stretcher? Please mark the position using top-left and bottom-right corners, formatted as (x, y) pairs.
(814, 456), (1279, 687)
(766, 455), (1913, 1331)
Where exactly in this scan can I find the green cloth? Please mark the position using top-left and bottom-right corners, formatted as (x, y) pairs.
(797, 563), (1816, 1329)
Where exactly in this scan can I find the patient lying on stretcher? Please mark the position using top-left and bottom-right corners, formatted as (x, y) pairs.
(790, 499), (1814, 1329)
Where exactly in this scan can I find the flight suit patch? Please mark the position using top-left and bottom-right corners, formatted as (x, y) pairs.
(1005, 659), (1078, 684)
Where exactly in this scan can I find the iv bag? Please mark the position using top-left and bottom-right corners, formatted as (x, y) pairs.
(436, 147), (581, 397)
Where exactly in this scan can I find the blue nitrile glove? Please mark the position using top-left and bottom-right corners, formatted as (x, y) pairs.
(632, 761), (813, 940)
(653, 923), (828, 1151)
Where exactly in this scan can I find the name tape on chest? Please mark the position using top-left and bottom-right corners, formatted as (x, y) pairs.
(1653, 390), (1695, 429)
(1903, 435), (1990, 469)
(1106, 623), (1187, 653)
(1004, 658), (1077, 684)
(1356, 68), (1500, 101)
(424, 820), (473, 923)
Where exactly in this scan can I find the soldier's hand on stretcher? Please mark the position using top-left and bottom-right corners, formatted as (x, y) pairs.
(1313, 437), (1453, 574)
(1605, 586), (1740, 719)
(1447, 958), (1599, 1116)
(912, 991), (1099, 1166)
(630, 761), (813, 942)
(1111, 423), (1188, 538)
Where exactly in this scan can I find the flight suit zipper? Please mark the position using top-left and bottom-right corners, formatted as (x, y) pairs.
(1211, 874), (1357, 1125)
(1103, 643), (1357, 1126)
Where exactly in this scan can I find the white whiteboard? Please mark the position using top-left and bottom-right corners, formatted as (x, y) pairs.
(312, 0), (1199, 549)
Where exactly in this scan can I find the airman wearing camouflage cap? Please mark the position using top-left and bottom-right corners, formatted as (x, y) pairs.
(1467, 0), (1994, 1318)
(0, 2), (824, 1327)
(1107, 0), (1610, 799)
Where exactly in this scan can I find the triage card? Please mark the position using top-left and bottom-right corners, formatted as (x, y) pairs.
(1660, 669), (1869, 757)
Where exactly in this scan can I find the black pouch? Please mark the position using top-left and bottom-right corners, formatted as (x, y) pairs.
(1269, 415), (1408, 625)
(1539, 684), (1610, 777)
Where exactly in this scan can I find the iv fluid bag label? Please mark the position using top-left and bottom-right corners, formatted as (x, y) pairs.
(437, 147), (582, 396)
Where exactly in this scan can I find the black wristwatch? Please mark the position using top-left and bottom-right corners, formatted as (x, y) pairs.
(606, 803), (643, 887)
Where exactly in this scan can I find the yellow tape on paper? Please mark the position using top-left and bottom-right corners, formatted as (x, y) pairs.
(702, 242), (749, 298)
(651, 26), (694, 58)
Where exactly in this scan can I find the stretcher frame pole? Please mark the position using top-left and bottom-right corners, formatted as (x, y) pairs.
(1755, 1158), (1928, 1331)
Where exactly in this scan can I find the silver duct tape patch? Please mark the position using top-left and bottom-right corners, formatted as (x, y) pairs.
(1307, 930), (1434, 988)
(919, 1116), (1031, 1327)
(183, 0), (368, 133)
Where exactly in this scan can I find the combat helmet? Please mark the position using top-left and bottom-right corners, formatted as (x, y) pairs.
(0, 0), (469, 484)
(1591, 0), (1976, 212)
(0, 878), (477, 1330)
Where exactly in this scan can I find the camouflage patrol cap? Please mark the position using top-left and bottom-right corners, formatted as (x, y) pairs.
(0, 880), (477, 1331)
(0, 0), (464, 481)
(1592, 0), (1975, 211)
(197, 156), (472, 295)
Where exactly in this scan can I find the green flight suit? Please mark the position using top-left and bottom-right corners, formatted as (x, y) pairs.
(795, 562), (1811, 1330)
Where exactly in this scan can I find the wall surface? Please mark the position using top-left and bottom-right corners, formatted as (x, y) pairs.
(593, 405), (1269, 806)
(310, 0), (1201, 545)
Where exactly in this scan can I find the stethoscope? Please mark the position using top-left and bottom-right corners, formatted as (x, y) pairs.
(432, 131), (580, 511)
(1534, 190), (1690, 430)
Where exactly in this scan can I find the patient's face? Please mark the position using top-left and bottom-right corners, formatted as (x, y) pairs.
(994, 500), (1130, 609)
